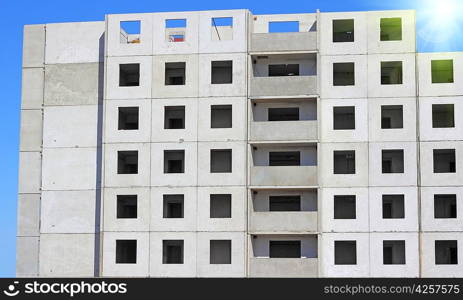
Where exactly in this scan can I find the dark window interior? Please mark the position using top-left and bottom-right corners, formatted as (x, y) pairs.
(382, 149), (404, 174)
(381, 105), (403, 129)
(432, 104), (455, 128)
(211, 105), (232, 128)
(164, 150), (185, 173)
(211, 61), (233, 84)
(433, 149), (456, 173)
(334, 195), (356, 219)
(435, 240), (458, 265)
(380, 18), (402, 41)
(334, 241), (357, 265)
(210, 240), (232, 264)
(119, 64), (140, 87)
(210, 149), (232, 173)
(333, 19), (354, 42)
(333, 106), (355, 130)
(269, 151), (301, 166)
(383, 240), (406, 265)
(434, 194), (457, 219)
(164, 106), (185, 129)
(116, 240), (137, 264)
(333, 150), (355, 174)
(269, 195), (301, 211)
(268, 64), (299, 76)
(165, 62), (185, 85)
(117, 195), (137, 219)
(118, 107), (139, 130)
(333, 62), (355, 86)
(432, 60), (454, 83)
(381, 61), (403, 84)
(163, 240), (184, 264)
(269, 241), (301, 258)
(210, 194), (232, 218)
(117, 151), (138, 174)
(163, 194), (184, 218)
(382, 194), (405, 219)
(268, 107), (300, 121)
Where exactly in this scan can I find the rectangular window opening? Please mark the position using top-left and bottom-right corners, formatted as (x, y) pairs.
(165, 19), (186, 42)
(211, 105), (232, 128)
(210, 240), (232, 264)
(163, 240), (184, 264)
(432, 59), (454, 83)
(117, 151), (138, 174)
(382, 194), (405, 219)
(434, 194), (457, 219)
(117, 195), (137, 219)
(210, 149), (232, 173)
(334, 241), (357, 265)
(164, 150), (185, 174)
(164, 106), (185, 129)
(211, 61), (233, 84)
(268, 107), (300, 121)
(163, 194), (184, 218)
(165, 62), (185, 85)
(120, 20), (141, 44)
(269, 195), (301, 212)
(333, 150), (355, 174)
(383, 240), (406, 265)
(380, 18), (402, 41)
(334, 195), (356, 219)
(268, 64), (299, 76)
(382, 149), (404, 174)
(381, 61), (403, 85)
(211, 17), (233, 41)
(119, 64), (140, 87)
(333, 106), (355, 130)
(435, 240), (458, 264)
(381, 105), (403, 129)
(118, 107), (139, 130)
(269, 151), (301, 166)
(333, 19), (354, 42)
(210, 194), (232, 218)
(269, 241), (301, 258)
(333, 62), (355, 86)
(433, 149), (456, 173)
(116, 240), (137, 264)
(432, 104), (455, 128)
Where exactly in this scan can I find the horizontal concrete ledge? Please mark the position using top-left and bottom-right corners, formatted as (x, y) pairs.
(249, 186), (318, 190)
(250, 120), (318, 141)
(251, 32), (317, 53)
(250, 211), (318, 233)
(250, 166), (318, 186)
(249, 257), (318, 277)
(250, 76), (317, 98)
(249, 95), (318, 100)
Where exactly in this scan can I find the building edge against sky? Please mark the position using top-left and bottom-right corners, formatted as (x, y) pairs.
(17, 8), (463, 277)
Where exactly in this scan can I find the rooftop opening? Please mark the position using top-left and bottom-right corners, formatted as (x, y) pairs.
(163, 240), (184, 264)
(211, 105), (232, 128)
(164, 150), (185, 174)
(163, 194), (184, 218)
(382, 194), (405, 219)
(382, 149), (404, 174)
(117, 151), (138, 174)
(381, 105), (403, 129)
(269, 21), (299, 33)
(211, 17), (233, 41)
(333, 62), (355, 86)
(380, 18), (402, 41)
(210, 240), (232, 264)
(435, 240), (458, 264)
(269, 195), (301, 212)
(334, 195), (356, 219)
(165, 19), (186, 42)
(119, 64), (140, 87)
(210, 149), (232, 173)
(210, 194), (232, 218)
(332, 19), (354, 42)
(383, 240), (406, 265)
(165, 62), (185, 85)
(117, 195), (137, 219)
(333, 150), (355, 174)
(433, 149), (456, 173)
(268, 107), (299, 121)
(335, 241), (356, 265)
(211, 61), (233, 84)
(434, 194), (457, 218)
(381, 61), (403, 85)
(432, 60), (454, 83)
(432, 104), (455, 128)
(269, 241), (301, 258)
(118, 107), (139, 130)
(164, 106), (185, 129)
(269, 151), (301, 166)
(268, 64), (299, 76)
(116, 240), (137, 264)
(333, 106), (355, 130)
(120, 21), (140, 44)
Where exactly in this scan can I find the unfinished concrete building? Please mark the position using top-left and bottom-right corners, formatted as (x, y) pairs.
(17, 9), (463, 277)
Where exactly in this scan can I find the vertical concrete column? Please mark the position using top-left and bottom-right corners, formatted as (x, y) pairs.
(17, 24), (46, 277)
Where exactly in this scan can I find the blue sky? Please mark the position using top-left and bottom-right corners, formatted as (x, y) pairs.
(0, 0), (462, 277)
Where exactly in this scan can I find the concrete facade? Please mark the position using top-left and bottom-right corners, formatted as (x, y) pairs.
(17, 8), (463, 277)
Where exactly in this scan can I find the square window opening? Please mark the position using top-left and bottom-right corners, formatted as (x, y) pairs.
(434, 194), (457, 219)
(164, 150), (185, 173)
(333, 62), (355, 86)
(432, 60), (454, 83)
(380, 18), (402, 41)
(164, 106), (185, 129)
(120, 21), (141, 44)
(333, 150), (355, 174)
(163, 240), (184, 264)
(334, 241), (357, 265)
(116, 240), (137, 264)
(333, 19), (354, 42)
(381, 105), (403, 129)
(118, 107), (139, 130)
(119, 64), (140, 87)
(163, 194), (184, 218)
(382, 194), (405, 219)
(165, 62), (185, 85)
(382, 149), (404, 174)
(334, 195), (356, 219)
(211, 17), (233, 41)
(210, 240), (232, 264)
(117, 195), (137, 219)
(269, 195), (301, 212)
(211, 105), (232, 128)
(433, 149), (456, 173)
(117, 151), (138, 174)
(210, 149), (232, 173)
(432, 104), (455, 128)
(210, 194), (232, 218)
(333, 106), (355, 130)
(211, 61), (233, 84)
(435, 240), (458, 264)
(383, 240), (406, 265)
(381, 61), (403, 85)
